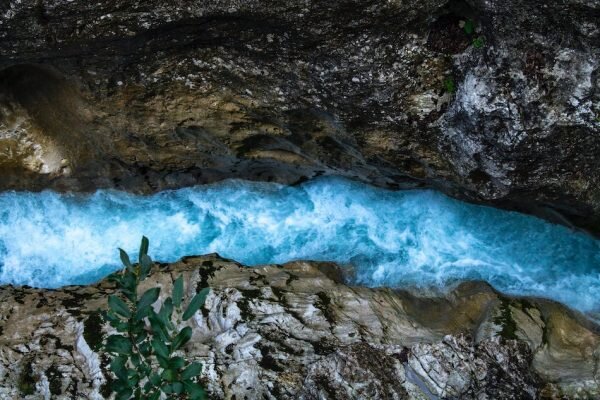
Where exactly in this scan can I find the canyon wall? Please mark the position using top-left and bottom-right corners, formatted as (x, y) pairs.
(0, 0), (598, 233)
(1, 256), (599, 399)
(1, 2), (600, 397)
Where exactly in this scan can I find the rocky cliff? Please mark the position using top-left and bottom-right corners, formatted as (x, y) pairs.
(1, 2), (599, 398)
(0, 0), (599, 233)
(0, 255), (599, 399)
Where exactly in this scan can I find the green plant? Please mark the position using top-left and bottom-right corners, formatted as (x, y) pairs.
(443, 77), (456, 94)
(462, 19), (485, 49)
(103, 237), (210, 400)
(472, 36), (485, 49)
(463, 19), (475, 35)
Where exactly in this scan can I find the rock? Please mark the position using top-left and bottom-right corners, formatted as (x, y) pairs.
(0, 0), (598, 233)
(0, 255), (598, 399)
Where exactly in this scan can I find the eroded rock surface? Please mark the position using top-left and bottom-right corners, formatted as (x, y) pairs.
(0, 255), (598, 399)
(0, 0), (599, 233)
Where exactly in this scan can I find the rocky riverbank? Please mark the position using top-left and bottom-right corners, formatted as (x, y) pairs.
(0, 255), (598, 399)
(0, 0), (599, 234)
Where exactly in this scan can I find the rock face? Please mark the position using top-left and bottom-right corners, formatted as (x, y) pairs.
(0, 0), (599, 233)
(0, 255), (598, 399)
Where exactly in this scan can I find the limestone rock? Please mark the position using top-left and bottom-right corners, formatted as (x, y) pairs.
(0, 255), (598, 399)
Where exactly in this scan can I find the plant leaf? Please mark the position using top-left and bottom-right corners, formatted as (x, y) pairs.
(159, 298), (174, 329)
(171, 327), (192, 351)
(172, 275), (184, 308)
(115, 388), (133, 400)
(472, 36), (485, 48)
(183, 380), (208, 400)
(108, 273), (123, 285)
(110, 356), (129, 381)
(464, 19), (475, 35)
(168, 356), (185, 369)
(138, 287), (160, 310)
(105, 335), (132, 355)
(151, 338), (170, 359)
(105, 310), (128, 329)
(148, 391), (161, 400)
(140, 254), (153, 279)
(139, 341), (152, 357)
(119, 248), (133, 271)
(149, 373), (162, 386)
(108, 295), (131, 318)
(161, 369), (177, 382)
(130, 353), (141, 368)
(182, 288), (210, 321)
(172, 381), (184, 394)
(127, 371), (140, 387)
(121, 273), (138, 302)
(135, 306), (152, 321)
(181, 362), (203, 380)
(148, 314), (169, 343)
(139, 236), (149, 261)
(113, 379), (131, 393)
(156, 355), (170, 369)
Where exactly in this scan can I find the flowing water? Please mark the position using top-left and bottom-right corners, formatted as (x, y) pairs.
(1, 177), (599, 312)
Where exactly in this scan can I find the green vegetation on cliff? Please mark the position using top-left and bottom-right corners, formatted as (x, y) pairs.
(102, 237), (209, 400)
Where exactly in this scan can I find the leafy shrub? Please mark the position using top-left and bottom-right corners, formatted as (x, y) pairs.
(102, 237), (210, 400)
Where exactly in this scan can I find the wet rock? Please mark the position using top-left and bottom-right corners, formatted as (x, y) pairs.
(0, 0), (598, 233)
(0, 255), (598, 399)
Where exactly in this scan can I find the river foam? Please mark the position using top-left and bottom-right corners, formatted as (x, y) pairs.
(1, 177), (599, 312)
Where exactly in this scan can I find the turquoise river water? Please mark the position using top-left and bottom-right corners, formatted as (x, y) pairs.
(0, 177), (599, 313)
